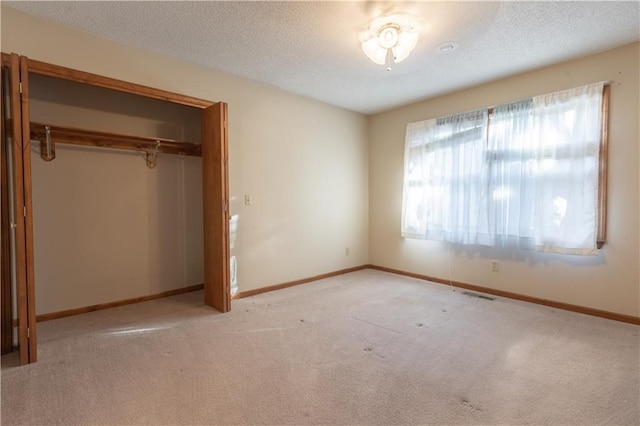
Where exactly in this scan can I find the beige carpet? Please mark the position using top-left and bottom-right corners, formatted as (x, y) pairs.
(1, 269), (639, 425)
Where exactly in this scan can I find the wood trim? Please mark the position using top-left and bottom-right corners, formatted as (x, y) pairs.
(20, 56), (37, 363)
(596, 84), (610, 249)
(30, 122), (201, 157)
(24, 57), (213, 109)
(202, 103), (230, 312)
(232, 265), (369, 299)
(9, 54), (29, 365)
(1, 53), (9, 67)
(1, 64), (13, 354)
(367, 265), (640, 325)
(34, 284), (204, 323)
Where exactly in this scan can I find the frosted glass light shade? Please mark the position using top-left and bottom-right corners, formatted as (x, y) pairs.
(392, 30), (419, 63)
(361, 36), (388, 65)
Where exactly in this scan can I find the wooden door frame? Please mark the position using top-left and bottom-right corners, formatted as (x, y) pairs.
(0, 53), (231, 363)
(1, 61), (14, 355)
(19, 55), (38, 363)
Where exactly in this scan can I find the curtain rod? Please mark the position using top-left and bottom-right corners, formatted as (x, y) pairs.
(408, 81), (612, 126)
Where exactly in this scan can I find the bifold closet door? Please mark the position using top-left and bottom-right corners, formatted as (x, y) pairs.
(202, 102), (230, 313)
(0, 53), (37, 364)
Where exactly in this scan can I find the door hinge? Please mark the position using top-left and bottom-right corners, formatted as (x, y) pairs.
(27, 327), (30, 338)
(19, 82), (23, 94)
(23, 206), (27, 217)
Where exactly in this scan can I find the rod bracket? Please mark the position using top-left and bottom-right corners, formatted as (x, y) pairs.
(146, 140), (161, 169)
(40, 125), (56, 161)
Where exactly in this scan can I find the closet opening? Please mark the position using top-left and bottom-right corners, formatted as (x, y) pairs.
(1, 54), (229, 364)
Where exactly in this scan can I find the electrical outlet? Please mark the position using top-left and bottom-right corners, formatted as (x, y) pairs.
(491, 260), (499, 272)
(345, 247), (350, 256)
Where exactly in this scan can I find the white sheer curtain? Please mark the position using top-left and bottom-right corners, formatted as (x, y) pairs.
(528, 83), (604, 254)
(401, 82), (604, 255)
(401, 109), (488, 243)
(485, 99), (536, 248)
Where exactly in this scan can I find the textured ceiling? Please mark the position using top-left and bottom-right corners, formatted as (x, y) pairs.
(5, 1), (640, 115)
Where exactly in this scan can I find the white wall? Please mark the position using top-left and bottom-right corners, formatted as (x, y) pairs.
(1, 7), (369, 314)
(369, 43), (640, 317)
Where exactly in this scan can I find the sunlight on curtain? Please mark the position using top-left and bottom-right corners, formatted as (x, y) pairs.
(486, 99), (536, 247)
(401, 109), (488, 243)
(401, 82), (604, 255)
(529, 83), (604, 254)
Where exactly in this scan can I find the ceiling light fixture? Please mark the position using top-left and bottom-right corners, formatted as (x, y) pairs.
(361, 14), (419, 71)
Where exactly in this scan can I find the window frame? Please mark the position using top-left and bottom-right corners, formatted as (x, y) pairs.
(596, 85), (610, 249)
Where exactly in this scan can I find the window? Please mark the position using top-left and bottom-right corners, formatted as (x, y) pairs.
(401, 82), (608, 255)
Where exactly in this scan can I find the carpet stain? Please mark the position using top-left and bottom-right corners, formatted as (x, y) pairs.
(460, 397), (483, 412)
(363, 346), (385, 359)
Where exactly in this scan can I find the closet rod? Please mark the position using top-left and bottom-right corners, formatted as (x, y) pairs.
(30, 122), (201, 157)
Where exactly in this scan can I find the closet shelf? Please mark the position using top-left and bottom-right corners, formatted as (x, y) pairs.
(30, 122), (202, 158)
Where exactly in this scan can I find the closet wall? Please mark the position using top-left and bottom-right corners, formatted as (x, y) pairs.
(29, 75), (204, 314)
